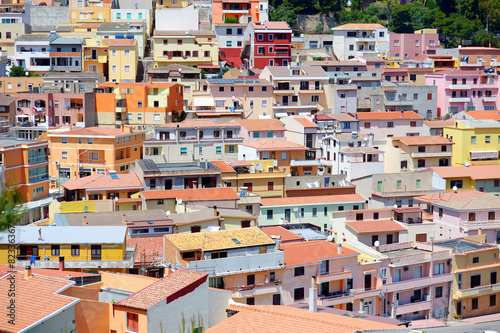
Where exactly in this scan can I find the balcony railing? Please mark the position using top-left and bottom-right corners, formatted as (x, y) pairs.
(395, 299), (431, 315)
(384, 273), (453, 293)
(455, 282), (500, 298)
(460, 219), (500, 228)
(231, 281), (282, 298)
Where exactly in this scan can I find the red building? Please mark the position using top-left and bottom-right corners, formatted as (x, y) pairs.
(242, 21), (292, 69)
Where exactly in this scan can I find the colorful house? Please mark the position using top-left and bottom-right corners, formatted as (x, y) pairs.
(69, 0), (111, 23)
(46, 126), (145, 182)
(429, 165), (500, 194)
(389, 29), (440, 60)
(332, 23), (389, 61)
(212, 0), (260, 24)
(106, 38), (138, 83)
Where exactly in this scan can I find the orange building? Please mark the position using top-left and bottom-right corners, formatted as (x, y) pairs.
(95, 82), (184, 130)
(45, 126), (145, 182)
(0, 137), (49, 202)
(212, 0), (260, 24)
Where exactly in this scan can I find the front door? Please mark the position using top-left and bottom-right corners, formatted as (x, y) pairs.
(456, 301), (462, 317)
(282, 96), (288, 106)
(364, 274), (372, 291)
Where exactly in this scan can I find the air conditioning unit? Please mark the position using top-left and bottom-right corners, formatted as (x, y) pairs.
(403, 266), (409, 271)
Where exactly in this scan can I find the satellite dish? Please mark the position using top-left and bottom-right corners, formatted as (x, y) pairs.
(166, 210), (171, 216)
(364, 137), (368, 141)
(411, 241), (417, 248)
(374, 240), (380, 247)
(83, 206), (88, 212)
(327, 235), (334, 242)
(452, 186), (458, 192)
(114, 197), (119, 202)
(293, 207), (298, 212)
(177, 199), (183, 205)
(464, 162), (469, 167)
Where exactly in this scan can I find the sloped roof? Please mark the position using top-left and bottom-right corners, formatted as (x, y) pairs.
(141, 188), (238, 201)
(156, 119), (237, 128)
(0, 272), (78, 333)
(294, 117), (318, 128)
(250, 21), (291, 30)
(164, 227), (274, 252)
(104, 38), (136, 47)
(391, 136), (453, 146)
(431, 165), (500, 180)
(0, 265), (97, 279)
(345, 220), (406, 234)
(126, 237), (164, 264)
(261, 194), (365, 207)
(352, 111), (423, 120)
(333, 23), (385, 29)
(240, 138), (308, 151)
(62, 173), (143, 191)
(48, 126), (134, 137)
(431, 194), (500, 211)
(423, 119), (455, 128)
(117, 270), (207, 310)
(279, 240), (358, 267)
(414, 190), (488, 204)
(205, 304), (403, 333)
(259, 226), (304, 243)
(455, 110), (500, 120)
(210, 161), (236, 173)
(234, 119), (285, 131)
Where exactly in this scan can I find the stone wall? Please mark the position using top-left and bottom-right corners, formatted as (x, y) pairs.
(295, 15), (337, 34)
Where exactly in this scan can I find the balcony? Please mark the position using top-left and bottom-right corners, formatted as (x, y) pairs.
(290, 159), (320, 167)
(385, 100), (414, 106)
(388, 251), (451, 267)
(232, 282), (282, 298)
(448, 84), (471, 90)
(449, 97), (470, 103)
(384, 273), (453, 293)
(349, 286), (383, 299)
(455, 282), (500, 299)
(79, 158), (106, 164)
(222, 8), (249, 14)
(49, 52), (81, 58)
(53, 65), (82, 72)
(115, 106), (126, 112)
(483, 96), (497, 102)
(459, 219), (500, 229)
(395, 299), (431, 315)
(316, 267), (352, 284)
(320, 290), (353, 306)
(459, 61), (484, 67)
(16, 246), (137, 269)
(410, 151), (452, 158)
(299, 87), (324, 93)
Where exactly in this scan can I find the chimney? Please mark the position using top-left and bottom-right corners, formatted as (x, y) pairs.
(478, 228), (483, 236)
(122, 214), (127, 223)
(24, 265), (32, 279)
(83, 215), (87, 225)
(69, 124), (73, 131)
(400, 111), (404, 118)
(309, 276), (317, 312)
(120, 124), (125, 132)
(59, 256), (65, 271)
(213, 205), (217, 217)
(337, 242), (343, 255)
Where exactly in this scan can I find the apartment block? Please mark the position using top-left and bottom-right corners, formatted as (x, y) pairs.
(46, 126), (145, 181)
(459, 46), (500, 71)
(69, 0), (111, 23)
(332, 23), (389, 61)
(107, 38), (138, 83)
(215, 23), (247, 68)
(243, 21), (292, 69)
(0, 22), (29, 57)
(96, 22), (147, 58)
(212, 0), (260, 24)
(389, 29), (440, 60)
(384, 83), (438, 119)
(430, 165), (500, 195)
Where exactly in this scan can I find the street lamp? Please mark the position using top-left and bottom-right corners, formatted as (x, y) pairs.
(77, 150), (89, 178)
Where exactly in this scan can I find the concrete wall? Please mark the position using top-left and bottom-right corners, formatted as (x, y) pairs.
(29, 304), (76, 333)
(207, 288), (233, 327)
(28, 5), (69, 28)
(155, 6), (199, 31)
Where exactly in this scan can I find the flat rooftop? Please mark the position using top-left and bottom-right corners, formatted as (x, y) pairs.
(381, 247), (430, 259)
(433, 239), (491, 253)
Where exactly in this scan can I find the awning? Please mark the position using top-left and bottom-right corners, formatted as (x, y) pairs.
(197, 64), (220, 69)
(298, 110), (312, 115)
(229, 160), (253, 167)
(275, 46), (289, 50)
(363, 269), (376, 275)
(394, 208), (422, 214)
(274, 111), (288, 118)
(470, 150), (499, 160)
(193, 97), (215, 107)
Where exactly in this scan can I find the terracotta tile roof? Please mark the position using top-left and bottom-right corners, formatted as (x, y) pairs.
(333, 23), (384, 29)
(117, 270), (208, 310)
(0, 272), (79, 333)
(279, 240), (359, 266)
(250, 21), (291, 30)
(141, 187), (238, 200)
(210, 161), (236, 173)
(293, 117), (318, 128)
(0, 265), (97, 279)
(431, 165), (500, 180)
(99, 82), (177, 88)
(240, 138), (307, 151)
(259, 226), (304, 243)
(62, 173), (143, 191)
(49, 126), (135, 137)
(104, 38), (136, 47)
(234, 119), (285, 131)
(164, 227), (275, 252)
(316, 113), (357, 122)
(414, 190), (488, 204)
(456, 110), (500, 120)
(157, 119), (237, 128)
(351, 111), (423, 120)
(261, 194), (365, 207)
(423, 119), (455, 128)
(391, 136), (454, 146)
(345, 220), (406, 234)
(126, 237), (164, 264)
(206, 304), (403, 333)
(430, 193), (500, 211)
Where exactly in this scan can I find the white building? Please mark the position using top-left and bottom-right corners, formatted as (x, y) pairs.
(111, 9), (152, 36)
(155, 6), (199, 31)
(332, 23), (389, 61)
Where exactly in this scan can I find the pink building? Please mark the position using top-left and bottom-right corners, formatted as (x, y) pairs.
(425, 70), (499, 116)
(389, 31), (440, 60)
(233, 118), (286, 142)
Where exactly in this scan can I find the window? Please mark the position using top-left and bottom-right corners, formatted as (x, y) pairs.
(268, 182), (274, 191)
(268, 46), (273, 53)
(62, 137), (68, 144)
(294, 266), (305, 276)
(491, 271), (497, 284)
(258, 47), (265, 54)
(435, 286), (443, 298)
(216, 146), (222, 154)
(489, 211), (496, 220)
(450, 180), (463, 189)
(408, 200), (414, 207)
(356, 213), (363, 221)
(262, 100), (267, 107)
(387, 122), (394, 128)
(471, 136), (476, 144)
(267, 210), (273, 219)
(312, 207), (317, 217)
(71, 245), (80, 256)
(434, 263), (444, 275)
(180, 147), (187, 155)
(397, 180), (402, 189)
(395, 200), (402, 208)
(410, 121), (416, 127)
(427, 93), (432, 100)
(87, 138), (93, 144)
(139, 13), (143, 19)
(471, 274), (481, 288)
(127, 313), (139, 332)
(491, 295), (497, 307)
(418, 159), (425, 168)
(364, 122), (370, 129)
(61, 151), (68, 160)
(469, 213), (476, 222)
(472, 298), (479, 310)
(486, 136), (491, 144)
(257, 34), (264, 41)
(281, 152), (287, 160)
(377, 181), (383, 191)
(294, 287), (305, 301)
(112, 65), (117, 72)
(473, 256), (479, 263)
(51, 245), (60, 256)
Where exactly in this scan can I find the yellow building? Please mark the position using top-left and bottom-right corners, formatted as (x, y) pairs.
(44, 125), (145, 182)
(0, 77), (43, 95)
(0, 23), (29, 57)
(155, 0), (188, 9)
(434, 238), (500, 319)
(152, 30), (219, 69)
(69, 0), (111, 23)
(82, 38), (110, 78)
(211, 160), (286, 198)
(107, 38), (138, 82)
(3, 225), (135, 273)
(444, 119), (500, 166)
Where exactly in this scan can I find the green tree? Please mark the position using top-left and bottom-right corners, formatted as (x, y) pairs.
(351, 0), (363, 11)
(9, 66), (26, 77)
(0, 186), (25, 231)
(315, 0), (346, 14)
(270, 3), (297, 27)
(315, 22), (324, 33)
(224, 16), (239, 23)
